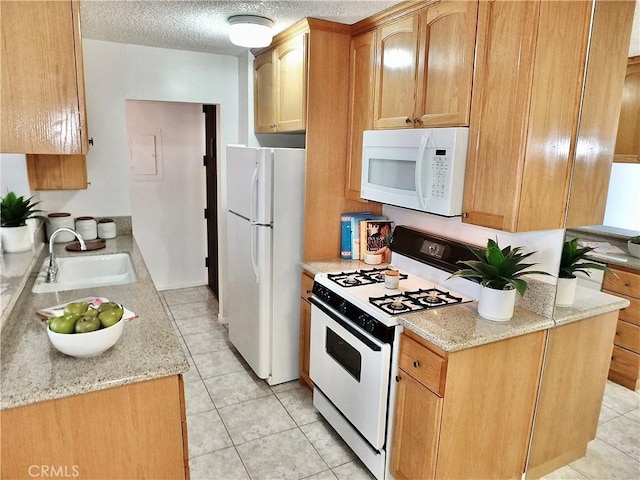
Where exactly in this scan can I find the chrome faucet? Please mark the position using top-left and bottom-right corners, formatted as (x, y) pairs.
(46, 227), (87, 283)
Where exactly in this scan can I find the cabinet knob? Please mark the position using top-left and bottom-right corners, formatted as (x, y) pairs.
(413, 360), (420, 368)
(270, 124), (277, 129)
(624, 281), (631, 287)
(413, 118), (421, 125)
(405, 118), (412, 124)
(88, 137), (94, 146)
(462, 212), (468, 218)
(395, 375), (401, 382)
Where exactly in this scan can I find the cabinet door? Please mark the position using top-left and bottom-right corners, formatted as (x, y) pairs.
(26, 154), (88, 190)
(276, 34), (307, 132)
(1, 0), (87, 154)
(373, 15), (419, 129)
(299, 271), (314, 390)
(526, 312), (618, 478)
(254, 50), (277, 133)
(391, 370), (442, 480)
(415, 0), (477, 127)
(614, 56), (640, 162)
(345, 30), (376, 201)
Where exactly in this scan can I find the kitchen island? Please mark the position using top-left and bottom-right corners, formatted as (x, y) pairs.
(301, 258), (628, 479)
(0, 235), (189, 479)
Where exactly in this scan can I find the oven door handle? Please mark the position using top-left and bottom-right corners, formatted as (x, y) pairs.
(310, 296), (383, 352)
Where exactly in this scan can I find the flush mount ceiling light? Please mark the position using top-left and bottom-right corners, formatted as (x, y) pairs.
(228, 15), (274, 48)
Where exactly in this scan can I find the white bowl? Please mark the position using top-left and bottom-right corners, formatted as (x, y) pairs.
(47, 318), (124, 358)
(628, 241), (640, 259)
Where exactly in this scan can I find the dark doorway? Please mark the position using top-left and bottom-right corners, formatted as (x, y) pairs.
(203, 104), (219, 296)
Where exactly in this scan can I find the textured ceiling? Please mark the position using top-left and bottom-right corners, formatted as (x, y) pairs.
(80, 0), (640, 57)
(80, 0), (404, 56)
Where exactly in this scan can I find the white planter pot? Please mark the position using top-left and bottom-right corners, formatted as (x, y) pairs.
(628, 241), (640, 259)
(556, 276), (578, 307)
(477, 286), (516, 322)
(0, 225), (32, 253)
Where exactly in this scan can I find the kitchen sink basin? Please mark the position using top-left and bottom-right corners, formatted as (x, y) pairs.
(32, 253), (137, 293)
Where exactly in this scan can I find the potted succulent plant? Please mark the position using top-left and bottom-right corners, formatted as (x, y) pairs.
(556, 238), (612, 307)
(0, 192), (47, 252)
(448, 238), (549, 321)
(628, 235), (640, 259)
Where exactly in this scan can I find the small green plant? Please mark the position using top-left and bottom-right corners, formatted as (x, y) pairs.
(630, 236), (640, 245)
(0, 192), (47, 227)
(448, 238), (549, 296)
(559, 238), (612, 279)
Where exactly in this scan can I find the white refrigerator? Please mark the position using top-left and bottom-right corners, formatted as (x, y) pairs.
(226, 145), (306, 385)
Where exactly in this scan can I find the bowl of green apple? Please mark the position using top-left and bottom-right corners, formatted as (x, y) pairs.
(46, 300), (124, 358)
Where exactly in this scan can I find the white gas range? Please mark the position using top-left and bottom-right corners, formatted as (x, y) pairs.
(308, 226), (478, 479)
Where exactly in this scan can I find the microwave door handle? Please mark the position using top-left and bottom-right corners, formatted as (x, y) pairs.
(415, 132), (434, 209)
(249, 165), (260, 283)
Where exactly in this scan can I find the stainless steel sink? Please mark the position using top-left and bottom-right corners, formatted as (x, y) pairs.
(32, 253), (137, 293)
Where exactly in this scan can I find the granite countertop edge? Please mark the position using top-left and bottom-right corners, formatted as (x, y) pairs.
(1, 235), (189, 410)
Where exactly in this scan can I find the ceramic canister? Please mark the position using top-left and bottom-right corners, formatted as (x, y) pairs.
(46, 213), (75, 243)
(97, 218), (117, 239)
(75, 216), (98, 240)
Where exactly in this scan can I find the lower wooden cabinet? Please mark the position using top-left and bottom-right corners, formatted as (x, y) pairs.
(603, 265), (640, 390)
(299, 271), (314, 390)
(391, 369), (442, 480)
(392, 311), (620, 479)
(391, 329), (546, 479)
(526, 312), (618, 478)
(0, 375), (189, 479)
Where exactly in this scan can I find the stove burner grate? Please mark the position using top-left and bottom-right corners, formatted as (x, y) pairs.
(327, 267), (408, 288)
(369, 288), (468, 315)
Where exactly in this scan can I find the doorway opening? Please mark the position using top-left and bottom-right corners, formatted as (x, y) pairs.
(203, 104), (219, 296)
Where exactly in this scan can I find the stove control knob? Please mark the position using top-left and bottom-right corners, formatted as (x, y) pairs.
(357, 314), (368, 328)
(339, 301), (348, 314)
(365, 319), (377, 333)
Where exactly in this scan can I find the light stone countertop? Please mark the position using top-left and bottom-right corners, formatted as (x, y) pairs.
(566, 227), (640, 271)
(301, 258), (628, 352)
(553, 285), (630, 327)
(1, 235), (189, 410)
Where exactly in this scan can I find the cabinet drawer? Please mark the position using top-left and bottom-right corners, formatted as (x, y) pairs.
(301, 272), (314, 300)
(603, 289), (640, 326)
(615, 320), (640, 353)
(399, 334), (447, 396)
(603, 268), (640, 299)
(609, 345), (640, 381)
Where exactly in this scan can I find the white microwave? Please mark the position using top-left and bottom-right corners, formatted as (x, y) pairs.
(360, 128), (469, 216)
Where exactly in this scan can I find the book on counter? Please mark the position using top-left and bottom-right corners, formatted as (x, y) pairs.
(359, 219), (394, 261)
(340, 212), (386, 260)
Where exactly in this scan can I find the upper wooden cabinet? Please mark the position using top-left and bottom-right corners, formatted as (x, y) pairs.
(614, 56), (640, 163)
(373, 1), (477, 129)
(463, 0), (634, 232)
(253, 33), (307, 133)
(345, 30), (377, 202)
(1, 0), (88, 154)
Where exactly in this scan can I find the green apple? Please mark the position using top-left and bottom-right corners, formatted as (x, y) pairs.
(98, 302), (120, 313)
(49, 314), (81, 334)
(74, 316), (101, 333)
(83, 307), (99, 319)
(64, 302), (89, 316)
(98, 306), (123, 328)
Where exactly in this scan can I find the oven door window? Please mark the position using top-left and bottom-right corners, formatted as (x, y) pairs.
(326, 328), (361, 382)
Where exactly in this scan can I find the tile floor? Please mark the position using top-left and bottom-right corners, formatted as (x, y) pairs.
(160, 286), (640, 480)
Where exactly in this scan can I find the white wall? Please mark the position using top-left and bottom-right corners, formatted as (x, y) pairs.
(36, 40), (239, 218)
(126, 100), (207, 291)
(603, 163), (640, 232)
(0, 153), (31, 198)
(383, 206), (564, 284)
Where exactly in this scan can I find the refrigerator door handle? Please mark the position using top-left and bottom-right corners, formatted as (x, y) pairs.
(249, 164), (260, 283)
